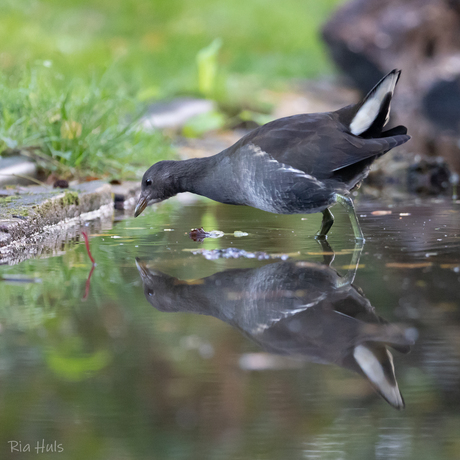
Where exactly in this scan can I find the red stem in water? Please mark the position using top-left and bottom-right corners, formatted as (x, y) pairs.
(81, 231), (95, 264)
(82, 264), (95, 301)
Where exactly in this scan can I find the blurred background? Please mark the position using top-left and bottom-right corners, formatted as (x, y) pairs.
(2, 0), (460, 193)
(0, 0), (457, 183)
(0, 0), (340, 180)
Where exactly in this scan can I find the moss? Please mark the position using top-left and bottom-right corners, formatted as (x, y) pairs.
(0, 196), (18, 203)
(37, 200), (54, 217)
(12, 208), (29, 217)
(0, 196), (22, 216)
(62, 191), (79, 207)
(5, 190), (81, 220)
(35, 191), (80, 218)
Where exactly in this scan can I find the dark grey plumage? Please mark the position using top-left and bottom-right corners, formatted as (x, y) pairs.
(135, 69), (410, 239)
(136, 256), (413, 409)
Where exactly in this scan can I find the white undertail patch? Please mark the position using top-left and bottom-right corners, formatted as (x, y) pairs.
(349, 71), (399, 136)
(353, 344), (403, 409)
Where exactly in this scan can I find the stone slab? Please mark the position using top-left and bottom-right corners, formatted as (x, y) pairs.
(0, 181), (114, 265)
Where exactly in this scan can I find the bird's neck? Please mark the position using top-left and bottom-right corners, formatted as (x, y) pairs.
(171, 155), (221, 196)
(167, 153), (240, 204)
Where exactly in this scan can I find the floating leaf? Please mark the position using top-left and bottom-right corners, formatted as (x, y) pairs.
(371, 210), (392, 216)
(386, 262), (432, 268)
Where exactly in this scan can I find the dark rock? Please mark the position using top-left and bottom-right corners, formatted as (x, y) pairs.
(323, 0), (460, 96)
(422, 77), (460, 132)
(53, 179), (69, 189)
(323, 0), (460, 174)
(407, 157), (452, 194)
(110, 181), (141, 213)
(113, 194), (126, 210)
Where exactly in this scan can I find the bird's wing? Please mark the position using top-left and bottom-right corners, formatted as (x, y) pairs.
(233, 112), (409, 180)
(225, 142), (329, 213)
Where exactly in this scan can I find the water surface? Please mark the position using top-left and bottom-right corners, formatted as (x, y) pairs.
(0, 195), (459, 459)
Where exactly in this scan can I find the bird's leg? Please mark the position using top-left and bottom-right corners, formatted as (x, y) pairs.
(315, 237), (335, 266)
(336, 238), (364, 287)
(335, 194), (365, 242)
(315, 208), (334, 240)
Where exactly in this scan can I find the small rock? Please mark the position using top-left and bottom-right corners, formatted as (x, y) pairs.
(53, 179), (69, 189)
(407, 157), (452, 195)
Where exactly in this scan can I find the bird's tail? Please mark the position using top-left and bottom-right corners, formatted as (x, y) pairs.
(349, 69), (402, 138)
(353, 343), (405, 409)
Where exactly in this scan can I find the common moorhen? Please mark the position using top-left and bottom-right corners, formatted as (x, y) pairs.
(135, 69), (410, 239)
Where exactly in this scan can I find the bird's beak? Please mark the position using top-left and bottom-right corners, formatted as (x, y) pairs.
(135, 257), (150, 277)
(135, 257), (161, 280)
(134, 194), (149, 217)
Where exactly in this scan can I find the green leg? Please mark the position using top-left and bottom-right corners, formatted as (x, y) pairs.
(314, 236), (364, 288)
(315, 237), (335, 266)
(315, 208), (334, 240)
(336, 238), (364, 287)
(335, 194), (365, 242)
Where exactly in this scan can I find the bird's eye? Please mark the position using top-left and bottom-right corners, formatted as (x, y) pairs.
(145, 179), (152, 186)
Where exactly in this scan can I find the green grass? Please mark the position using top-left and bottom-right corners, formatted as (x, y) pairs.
(0, 67), (172, 179)
(0, 0), (343, 178)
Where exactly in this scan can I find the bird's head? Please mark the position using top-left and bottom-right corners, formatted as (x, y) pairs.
(134, 161), (178, 217)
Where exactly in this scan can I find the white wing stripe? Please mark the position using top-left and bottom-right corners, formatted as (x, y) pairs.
(249, 144), (325, 188)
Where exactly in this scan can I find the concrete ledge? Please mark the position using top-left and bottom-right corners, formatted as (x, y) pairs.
(0, 181), (114, 264)
(1, 204), (114, 265)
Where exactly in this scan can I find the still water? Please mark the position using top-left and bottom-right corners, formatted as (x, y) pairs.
(0, 194), (459, 459)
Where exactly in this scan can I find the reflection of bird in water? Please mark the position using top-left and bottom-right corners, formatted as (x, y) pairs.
(135, 243), (413, 409)
(135, 70), (410, 240)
